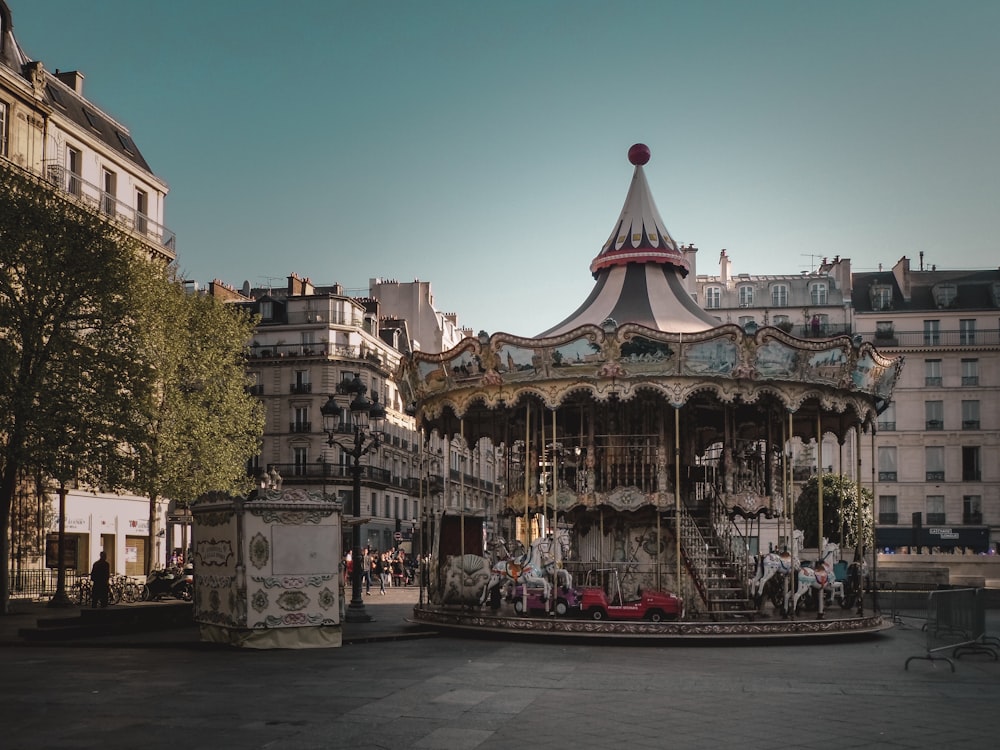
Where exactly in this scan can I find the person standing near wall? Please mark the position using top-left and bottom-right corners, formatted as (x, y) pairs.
(90, 551), (111, 608)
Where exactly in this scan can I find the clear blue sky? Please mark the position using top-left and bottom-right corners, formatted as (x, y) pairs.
(13, 1), (999, 338)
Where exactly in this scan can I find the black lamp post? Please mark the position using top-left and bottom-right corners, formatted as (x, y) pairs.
(48, 479), (73, 608)
(321, 373), (385, 623)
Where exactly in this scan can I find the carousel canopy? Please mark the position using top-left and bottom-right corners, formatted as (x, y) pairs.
(538, 144), (720, 337)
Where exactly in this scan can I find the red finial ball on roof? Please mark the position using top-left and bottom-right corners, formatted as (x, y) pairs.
(628, 143), (650, 166)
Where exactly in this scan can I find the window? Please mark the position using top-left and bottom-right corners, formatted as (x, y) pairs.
(771, 284), (788, 307)
(923, 319), (940, 346)
(0, 100), (7, 156)
(961, 400), (980, 430)
(962, 446), (981, 481)
(875, 320), (895, 340)
(810, 283), (828, 305)
(66, 146), (82, 196)
(925, 446), (944, 481)
(878, 446), (897, 482)
(878, 495), (898, 525)
(924, 359), (942, 387)
(291, 406), (309, 433)
(877, 402), (896, 431)
(292, 370), (311, 394)
(932, 283), (957, 308)
(871, 284), (892, 311)
(259, 300), (273, 320)
(738, 285), (754, 307)
(925, 495), (945, 525)
(924, 400), (943, 430)
(705, 287), (721, 309)
(101, 168), (117, 216)
(293, 446), (308, 476)
(963, 495), (982, 525)
(135, 189), (148, 234)
(773, 314), (791, 329)
(961, 359), (979, 386)
(960, 319), (976, 345)
(738, 316), (756, 331)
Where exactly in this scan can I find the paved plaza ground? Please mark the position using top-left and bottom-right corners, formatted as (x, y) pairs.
(2, 587), (999, 749)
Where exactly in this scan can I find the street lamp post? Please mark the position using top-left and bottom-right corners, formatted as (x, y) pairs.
(321, 373), (385, 624)
(48, 479), (73, 608)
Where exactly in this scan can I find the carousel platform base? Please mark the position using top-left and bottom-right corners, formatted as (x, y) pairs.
(410, 606), (891, 643)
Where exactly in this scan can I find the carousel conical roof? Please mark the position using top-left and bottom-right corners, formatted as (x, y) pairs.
(538, 144), (720, 338)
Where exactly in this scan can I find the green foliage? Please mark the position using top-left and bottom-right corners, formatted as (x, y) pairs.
(0, 163), (264, 602)
(792, 474), (873, 551)
(128, 267), (264, 511)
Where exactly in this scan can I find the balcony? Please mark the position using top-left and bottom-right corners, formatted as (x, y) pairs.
(290, 383), (312, 394)
(925, 420), (943, 430)
(964, 512), (983, 525)
(877, 421), (896, 431)
(264, 462), (410, 490)
(924, 377), (942, 387)
(962, 376), (979, 386)
(38, 161), (176, 261)
(962, 420), (980, 430)
(289, 421), (312, 433)
(859, 329), (1000, 348)
(878, 471), (897, 482)
(247, 384), (264, 396)
(878, 513), (898, 525)
(925, 471), (945, 481)
(962, 471), (982, 482)
(926, 513), (946, 525)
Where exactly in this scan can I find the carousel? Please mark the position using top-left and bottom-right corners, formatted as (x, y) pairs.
(401, 144), (902, 639)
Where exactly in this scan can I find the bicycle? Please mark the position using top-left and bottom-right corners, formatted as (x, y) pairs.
(73, 577), (93, 606)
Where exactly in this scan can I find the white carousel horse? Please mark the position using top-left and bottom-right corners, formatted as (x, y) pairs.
(750, 551), (795, 600)
(538, 528), (574, 590)
(480, 536), (553, 606)
(787, 556), (837, 616)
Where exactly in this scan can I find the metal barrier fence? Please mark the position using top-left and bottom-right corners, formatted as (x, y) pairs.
(905, 588), (999, 671)
(7, 569), (84, 600)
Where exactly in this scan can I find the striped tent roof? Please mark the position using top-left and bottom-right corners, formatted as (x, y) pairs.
(538, 144), (719, 337)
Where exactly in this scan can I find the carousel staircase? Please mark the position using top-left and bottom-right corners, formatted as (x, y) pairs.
(670, 504), (757, 620)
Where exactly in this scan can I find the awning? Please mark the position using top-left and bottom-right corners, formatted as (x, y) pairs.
(876, 526), (989, 552)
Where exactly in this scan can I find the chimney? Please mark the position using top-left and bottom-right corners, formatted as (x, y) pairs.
(719, 249), (732, 286)
(55, 70), (85, 95)
(892, 257), (911, 302)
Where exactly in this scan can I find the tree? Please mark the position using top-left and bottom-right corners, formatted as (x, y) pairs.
(792, 474), (873, 551)
(128, 270), (264, 569)
(0, 163), (153, 613)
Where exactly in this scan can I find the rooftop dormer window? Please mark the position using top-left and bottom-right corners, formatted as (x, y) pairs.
(870, 284), (893, 311)
(705, 286), (721, 309)
(932, 283), (957, 309)
(771, 284), (788, 307)
(738, 285), (754, 308)
(810, 282), (828, 305)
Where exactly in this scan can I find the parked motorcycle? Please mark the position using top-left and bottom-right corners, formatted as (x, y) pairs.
(142, 564), (193, 601)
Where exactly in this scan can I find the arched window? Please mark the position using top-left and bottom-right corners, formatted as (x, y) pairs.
(770, 284), (788, 307)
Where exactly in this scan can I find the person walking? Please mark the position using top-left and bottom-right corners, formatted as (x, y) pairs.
(362, 547), (373, 595)
(375, 552), (386, 595)
(90, 551), (111, 608)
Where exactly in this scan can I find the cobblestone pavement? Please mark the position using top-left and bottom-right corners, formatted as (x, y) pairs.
(2, 591), (999, 750)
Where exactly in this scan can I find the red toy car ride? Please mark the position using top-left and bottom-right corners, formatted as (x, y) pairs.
(579, 586), (683, 622)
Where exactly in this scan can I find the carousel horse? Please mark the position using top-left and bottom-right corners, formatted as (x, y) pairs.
(537, 528), (574, 590)
(787, 555), (837, 616)
(480, 536), (553, 606)
(750, 551), (795, 602)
